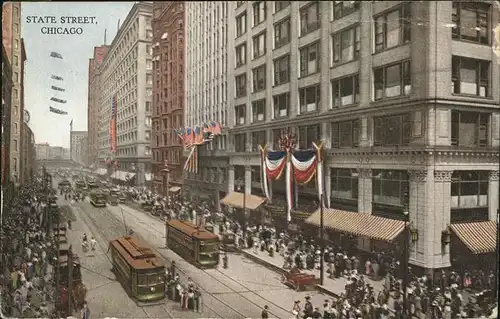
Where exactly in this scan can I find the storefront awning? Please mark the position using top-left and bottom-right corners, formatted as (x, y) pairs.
(221, 192), (266, 210)
(450, 221), (497, 254)
(169, 186), (181, 192)
(306, 208), (405, 242)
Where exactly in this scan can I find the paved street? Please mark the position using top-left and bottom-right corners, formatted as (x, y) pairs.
(100, 202), (333, 318)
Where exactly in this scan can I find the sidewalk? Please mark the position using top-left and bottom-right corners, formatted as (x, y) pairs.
(239, 247), (396, 310)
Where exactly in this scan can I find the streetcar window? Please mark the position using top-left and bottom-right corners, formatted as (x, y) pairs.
(137, 274), (147, 286)
(199, 243), (218, 253)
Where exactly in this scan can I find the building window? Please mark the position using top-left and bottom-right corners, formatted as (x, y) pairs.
(452, 56), (490, 97)
(253, 1), (266, 26)
(273, 55), (290, 86)
(236, 13), (247, 37)
(14, 39), (19, 50)
(451, 171), (489, 209)
(298, 124), (320, 149)
(300, 2), (320, 36)
(14, 139), (18, 151)
(235, 74), (247, 97)
(273, 93), (290, 118)
(299, 42), (320, 77)
(452, 1), (490, 44)
(13, 55), (18, 66)
(332, 74), (359, 108)
(235, 104), (246, 125)
(251, 131), (267, 151)
(331, 120), (360, 148)
(332, 25), (360, 64)
(13, 23), (19, 33)
(274, 18), (290, 49)
(374, 60), (411, 100)
(251, 99), (266, 122)
(299, 84), (320, 113)
(272, 127), (290, 149)
(234, 133), (247, 152)
(252, 32), (266, 59)
(374, 113), (411, 146)
(374, 2), (412, 52)
(252, 64), (266, 92)
(275, 1), (290, 13)
(372, 170), (409, 207)
(333, 1), (360, 20)
(451, 111), (489, 147)
(13, 89), (18, 100)
(331, 168), (358, 200)
(236, 43), (247, 67)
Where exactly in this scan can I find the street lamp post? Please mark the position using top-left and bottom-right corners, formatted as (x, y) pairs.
(402, 210), (409, 317)
(319, 194), (324, 286)
(236, 178), (247, 234)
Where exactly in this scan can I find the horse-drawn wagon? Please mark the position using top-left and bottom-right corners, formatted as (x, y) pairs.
(280, 267), (319, 291)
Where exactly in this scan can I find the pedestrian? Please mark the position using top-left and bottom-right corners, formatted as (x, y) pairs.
(80, 301), (90, 319)
(261, 305), (269, 318)
(90, 237), (97, 251)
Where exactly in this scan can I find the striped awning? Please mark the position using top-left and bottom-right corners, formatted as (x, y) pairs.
(450, 221), (497, 254)
(306, 208), (405, 242)
(221, 192), (266, 210)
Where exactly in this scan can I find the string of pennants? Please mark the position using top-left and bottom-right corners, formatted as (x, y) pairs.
(177, 121), (223, 174)
(48, 51), (68, 115)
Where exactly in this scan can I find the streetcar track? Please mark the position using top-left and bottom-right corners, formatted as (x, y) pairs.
(117, 204), (294, 319)
(71, 203), (175, 319)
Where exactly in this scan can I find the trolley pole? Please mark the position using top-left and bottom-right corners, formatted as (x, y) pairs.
(67, 244), (73, 315)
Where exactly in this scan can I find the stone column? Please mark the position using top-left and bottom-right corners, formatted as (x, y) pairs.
(244, 166), (252, 194)
(488, 171), (499, 221)
(432, 170), (453, 269)
(215, 189), (221, 212)
(358, 169), (372, 214)
(228, 165), (235, 194)
(408, 169), (428, 266)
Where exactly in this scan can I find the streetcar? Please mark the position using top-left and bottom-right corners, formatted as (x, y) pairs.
(75, 179), (86, 189)
(89, 191), (106, 207)
(109, 235), (166, 302)
(87, 180), (99, 189)
(165, 220), (220, 268)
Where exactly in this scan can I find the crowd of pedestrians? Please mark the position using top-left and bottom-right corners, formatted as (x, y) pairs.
(0, 182), (57, 318)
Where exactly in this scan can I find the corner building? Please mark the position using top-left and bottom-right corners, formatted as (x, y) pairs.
(151, 2), (185, 194)
(227, 1), (500, 274)
(96, 2), (153, 185)
(184, 2), (235, 206)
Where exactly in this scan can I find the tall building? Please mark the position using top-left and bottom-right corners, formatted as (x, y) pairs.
(183, 2), (234, 206)
(94, 2), (153, 185)
(2, 44), (13, 188)
(151, 2), (185, 195)
(2, 3), (25, 185)
(87, 45), (109, 167)
(227, 1), (499, 273)
(70, 130), (88, 165)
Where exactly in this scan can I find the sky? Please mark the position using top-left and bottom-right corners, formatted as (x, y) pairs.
(22, 2), (134, 148)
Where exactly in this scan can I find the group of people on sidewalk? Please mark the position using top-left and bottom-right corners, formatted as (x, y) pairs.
(211, 214), (497, 319)
(164, 262), (203, 312)
(0, 182), (56, 318)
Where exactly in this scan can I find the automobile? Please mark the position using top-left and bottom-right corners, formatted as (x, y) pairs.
(118, 193), (127, 204)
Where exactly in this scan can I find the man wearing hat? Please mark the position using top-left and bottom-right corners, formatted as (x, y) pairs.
(292, 300), (301, 319)
(303, 296), (313, 318)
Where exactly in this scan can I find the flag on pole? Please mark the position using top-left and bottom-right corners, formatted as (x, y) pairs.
(70, 119), (73, 131)
(183, 146), (196, 171)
